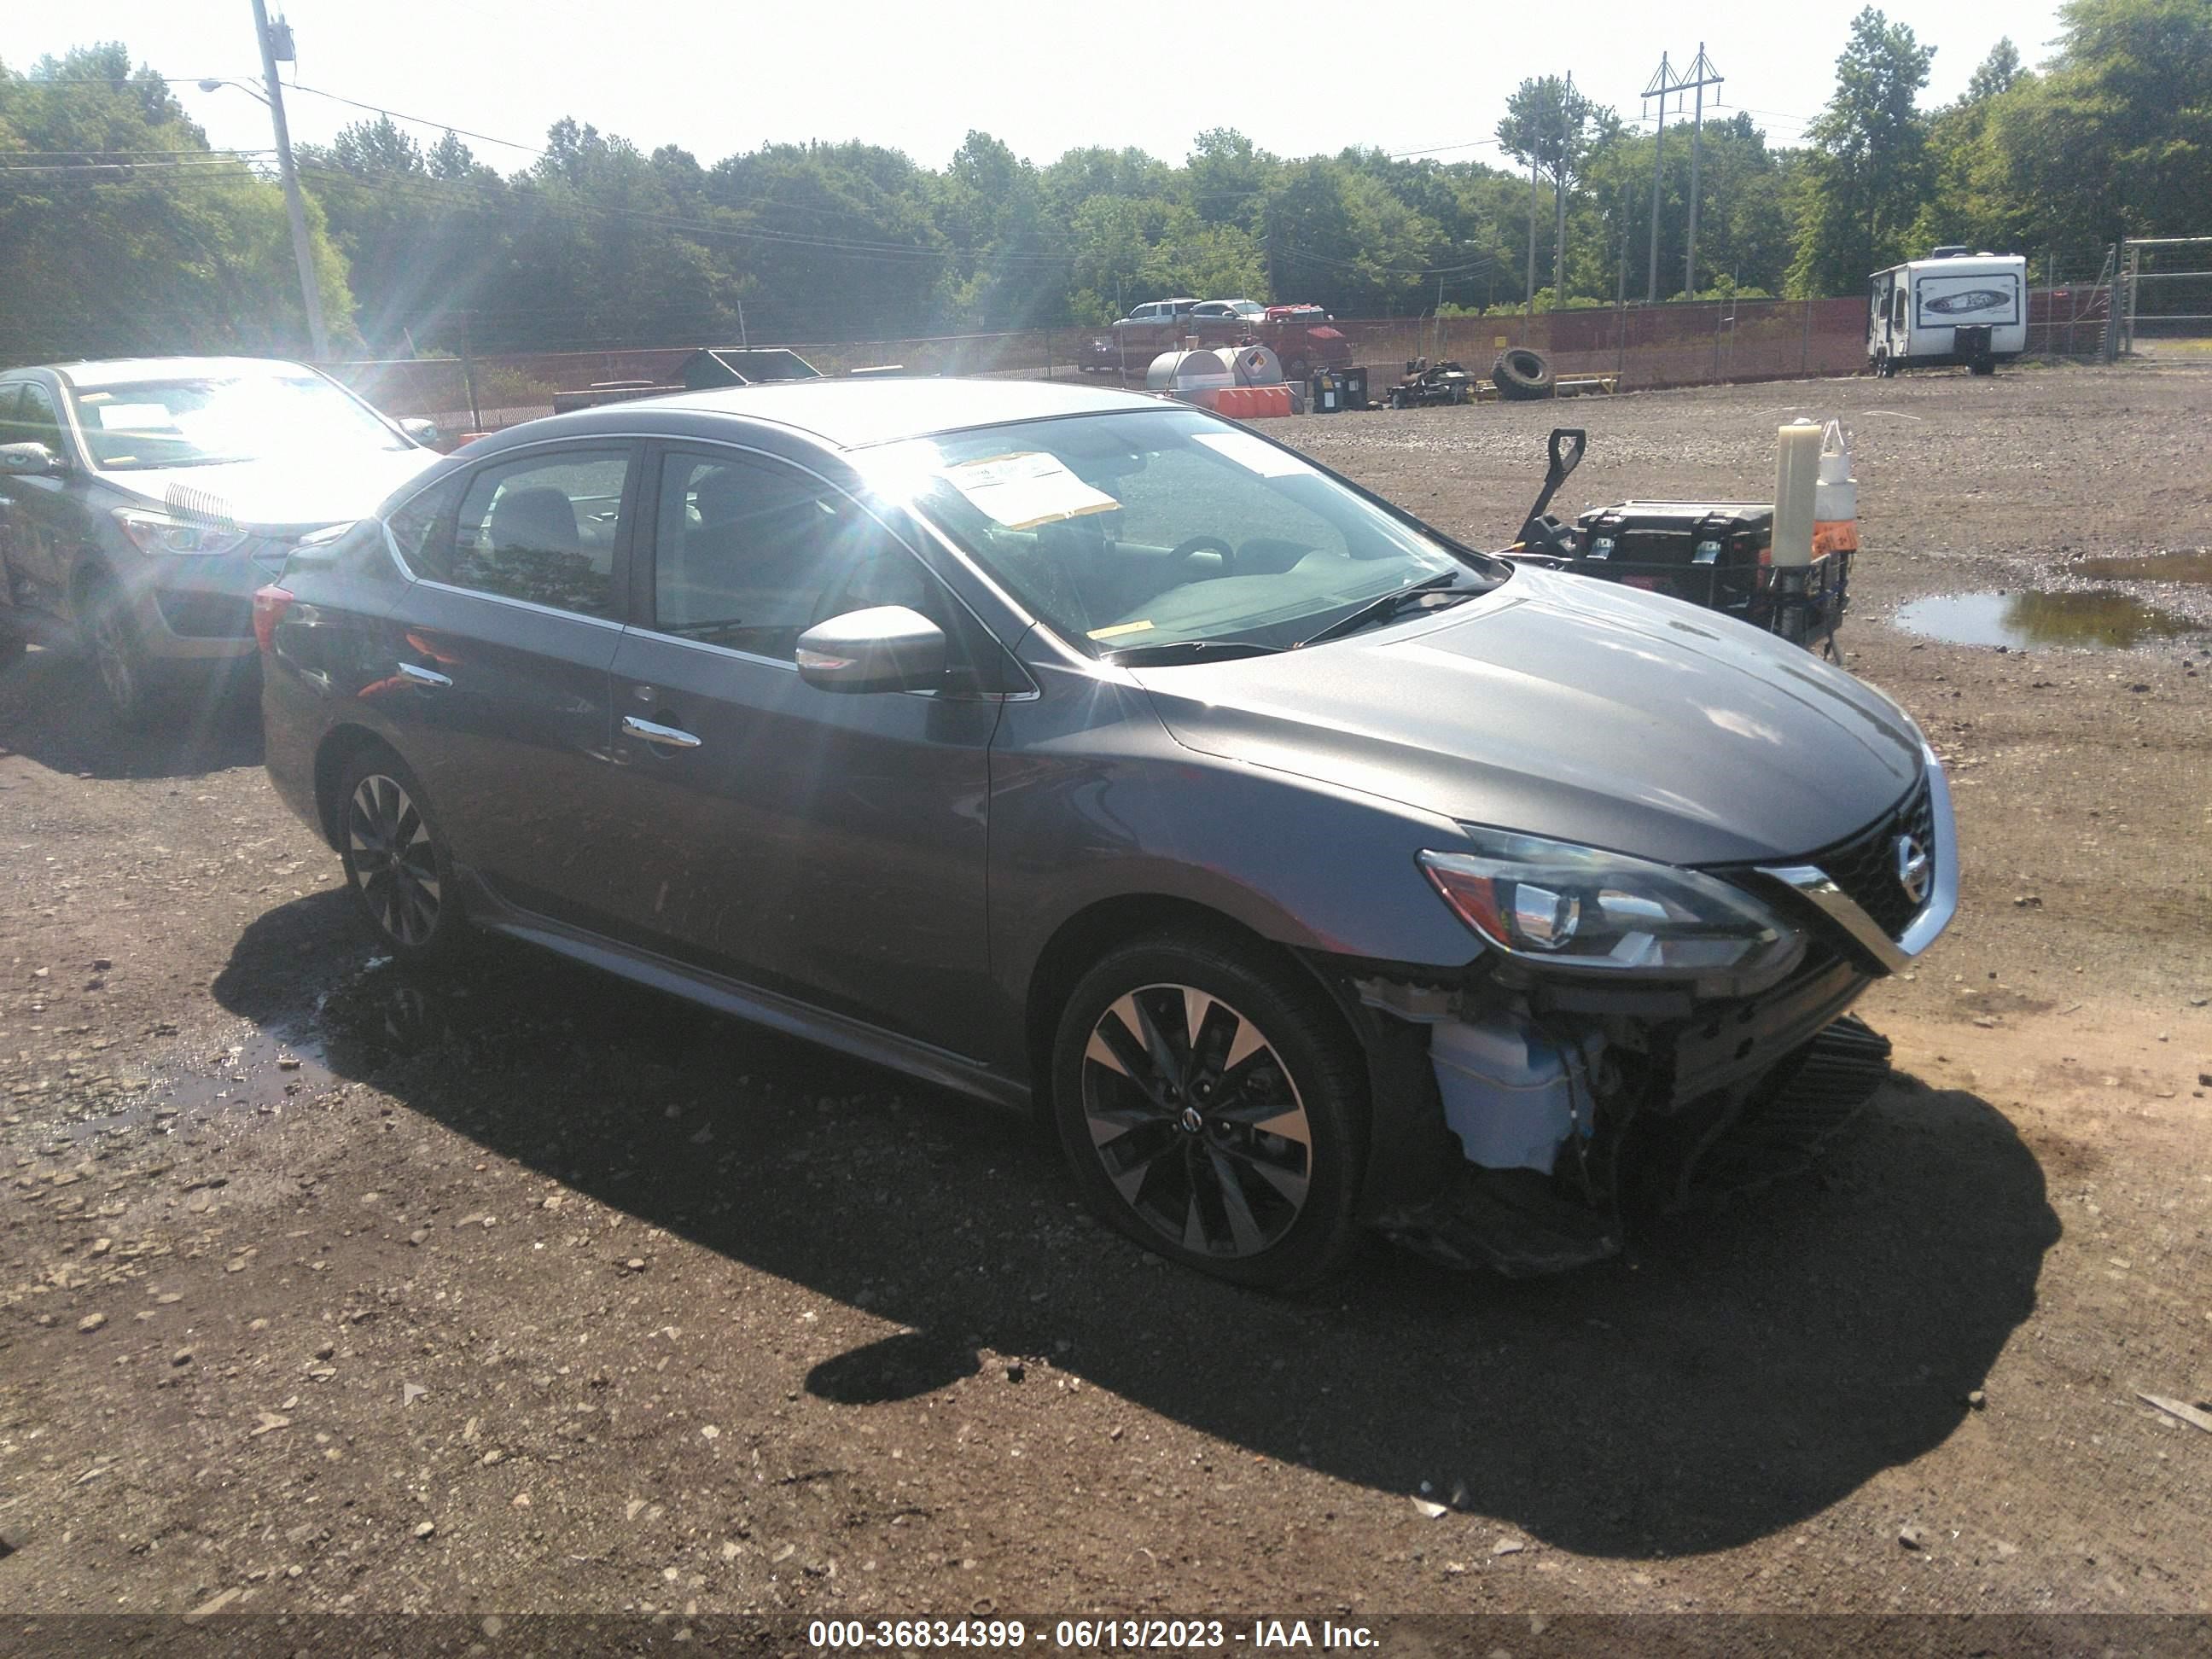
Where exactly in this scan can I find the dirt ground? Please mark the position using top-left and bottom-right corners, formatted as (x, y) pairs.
(2, 362), (2208, 1633)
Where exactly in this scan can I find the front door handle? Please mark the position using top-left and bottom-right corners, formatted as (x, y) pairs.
(623, 714), (701, 750)
(398, 661), (452, 689)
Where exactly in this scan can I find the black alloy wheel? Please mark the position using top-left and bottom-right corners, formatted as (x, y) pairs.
(336, 748), (464, 961)
(1052, 934), (1365, 1289)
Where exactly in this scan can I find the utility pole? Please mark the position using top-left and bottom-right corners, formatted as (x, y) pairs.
(1678, 44), (1725, 300)
(1525, 149), (1539, 321)
(250, 1), (329, 361)
(1641, 52), (1676, 305)
(1553, 72), (1572, 312)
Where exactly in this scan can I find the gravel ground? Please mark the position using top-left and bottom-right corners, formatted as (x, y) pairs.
(1, 362), (2208, 1630)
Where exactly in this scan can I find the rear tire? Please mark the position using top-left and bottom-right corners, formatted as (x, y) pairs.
(1050, 932), (1367, 1289)
(335, 744), (468, 963)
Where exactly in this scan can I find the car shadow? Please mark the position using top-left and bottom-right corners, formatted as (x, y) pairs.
(0, 643), (262, 781)
(212, 895), (2058, 1560)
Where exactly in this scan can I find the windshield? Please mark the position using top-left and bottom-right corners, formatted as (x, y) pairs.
(863, 408), (1495, 657)
(68, 374), (410, 471)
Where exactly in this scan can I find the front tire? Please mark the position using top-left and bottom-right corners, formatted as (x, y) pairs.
(79, 574), (159, 726)
(335, 746), (467, 963)
(1051, 933), (1367, 1289)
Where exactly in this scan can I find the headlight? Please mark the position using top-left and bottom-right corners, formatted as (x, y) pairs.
(114, 508), (252, 557)
(1419, 829), (1803, 989)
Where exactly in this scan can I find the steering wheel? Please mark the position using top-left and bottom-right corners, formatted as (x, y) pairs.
(1165, 534), (1237, 577)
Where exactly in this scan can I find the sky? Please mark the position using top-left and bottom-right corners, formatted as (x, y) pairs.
(13, 0), (2071, 175)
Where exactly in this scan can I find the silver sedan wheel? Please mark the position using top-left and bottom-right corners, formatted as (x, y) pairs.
(346, 774), (441, 947)
(1079, 983), (1313, 1258)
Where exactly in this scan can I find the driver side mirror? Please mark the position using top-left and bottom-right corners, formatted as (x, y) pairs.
(399, 417), (440, 448)
(0, 441), (66, 478)
(795, 605), (946, 695)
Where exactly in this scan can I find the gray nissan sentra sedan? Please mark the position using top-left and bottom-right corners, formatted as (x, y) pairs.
(255, 379), (1956, 1287)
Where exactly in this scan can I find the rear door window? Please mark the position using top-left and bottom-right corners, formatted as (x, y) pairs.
(429, 449), (634, 620)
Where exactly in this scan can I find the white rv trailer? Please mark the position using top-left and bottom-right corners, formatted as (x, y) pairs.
(1866, 248), (2029, 376)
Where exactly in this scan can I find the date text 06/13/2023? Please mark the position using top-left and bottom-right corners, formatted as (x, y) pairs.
(806, 1619), (1380, 1650)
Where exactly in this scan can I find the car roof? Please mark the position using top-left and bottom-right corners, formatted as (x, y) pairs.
(46, 356), (320, 390)
(558, 376), (1169, 451)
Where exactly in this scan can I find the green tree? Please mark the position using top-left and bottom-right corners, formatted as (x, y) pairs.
(1789, 8), (1937, 294)
(1968, 38), (2025, 101)
(1263, 159), (1441, 314)
(1911, 40), (2036, 256)
(1184, 127), (1271, 230)
(0, 43), (352, 361)
(1982, 0), (2212, 245)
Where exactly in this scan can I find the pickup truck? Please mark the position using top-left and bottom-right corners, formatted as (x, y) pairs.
(1077, 300), (1354, 381)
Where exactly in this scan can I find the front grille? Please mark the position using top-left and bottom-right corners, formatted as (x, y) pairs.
(1811, 776), (1936, 939)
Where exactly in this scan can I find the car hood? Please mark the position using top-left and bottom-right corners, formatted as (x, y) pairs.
(98, 447), (439, 535)
(1129, 565), (1924, 867)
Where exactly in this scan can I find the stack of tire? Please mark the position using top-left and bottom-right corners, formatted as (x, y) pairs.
(1492, 347), (1556, 402)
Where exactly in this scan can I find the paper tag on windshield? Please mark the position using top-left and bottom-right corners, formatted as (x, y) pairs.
(1194, 431), (1313, 478)
(940, 451), (1119, 530)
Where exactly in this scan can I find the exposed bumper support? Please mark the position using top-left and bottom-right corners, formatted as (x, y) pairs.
(1371, 1013), (1895, 1275)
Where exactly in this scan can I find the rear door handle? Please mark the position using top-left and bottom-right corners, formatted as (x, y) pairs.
(623, 714), (701, 750)
(397, 662), (451, 688)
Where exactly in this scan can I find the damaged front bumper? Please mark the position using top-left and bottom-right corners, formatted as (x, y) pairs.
(1326, 748), (1957, 1276)
(1293, 749), (1959, 1275)
(1335, 947), (1896, 1277)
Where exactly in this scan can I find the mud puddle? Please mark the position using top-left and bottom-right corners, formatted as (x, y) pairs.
(1894, 588), (2198, 650)
(2069, 549), (2212, 585)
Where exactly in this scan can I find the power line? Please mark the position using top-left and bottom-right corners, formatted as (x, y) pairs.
(294, 161), (1080, 267)
(0, 159), (272, 174)
(1387, 138), (1506, 159)
(282, 82), (550, 159)
(6, 148), (274, 159)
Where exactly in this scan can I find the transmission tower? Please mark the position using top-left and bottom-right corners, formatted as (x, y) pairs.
(1641, 52), (1677, 304)
(1678, 44), (1726, 299)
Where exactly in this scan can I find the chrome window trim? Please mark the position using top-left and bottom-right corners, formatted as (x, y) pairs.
(615, 622), (1030, 702)
(410, 577), (626, 632)
(618, 624), (799, 673)
(1756, 747), (1959, 975)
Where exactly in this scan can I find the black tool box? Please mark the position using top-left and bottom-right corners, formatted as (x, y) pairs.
(1569, 500), (1852, 651)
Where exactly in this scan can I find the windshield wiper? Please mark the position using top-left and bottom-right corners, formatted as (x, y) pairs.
(1107, 638), (1284, 667)
(1294, 570), (1478, 649)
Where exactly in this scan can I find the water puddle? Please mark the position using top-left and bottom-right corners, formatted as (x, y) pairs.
(2069, 550), (2212, 586)
(1894, 590), (2197, 651)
